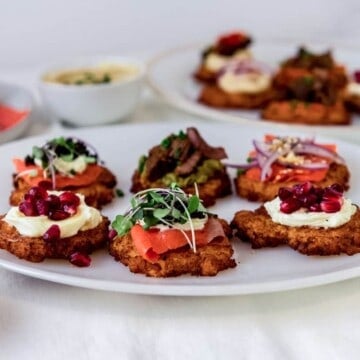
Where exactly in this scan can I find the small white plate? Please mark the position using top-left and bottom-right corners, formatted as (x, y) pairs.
(0, 121), (360, 296)
(0, 81), (32, 144)
(147, 41), (360, 143)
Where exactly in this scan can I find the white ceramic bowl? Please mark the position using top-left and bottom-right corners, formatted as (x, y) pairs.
(39, 56), (145, 126)
(0, 82), (32, 144)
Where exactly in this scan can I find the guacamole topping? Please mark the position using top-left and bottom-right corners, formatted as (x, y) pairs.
(161, 159), (223, 187)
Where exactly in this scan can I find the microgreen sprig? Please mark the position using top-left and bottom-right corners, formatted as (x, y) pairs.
(111, 184), (208, 253)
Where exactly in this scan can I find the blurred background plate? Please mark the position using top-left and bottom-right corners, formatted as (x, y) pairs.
(0, 82), (33, 144)
(147, 41), (360, 143)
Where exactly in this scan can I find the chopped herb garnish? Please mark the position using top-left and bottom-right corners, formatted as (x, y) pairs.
(237, 168), (246, 175)
(111, 184), (208, 252)
(246, 157), (253, 163)
(23, 137), (99, 189)
(161, 137), (171, 149)
(138, 155), (147, 173)
(177, 130), (187, 140)
(116, 188), (125, 197)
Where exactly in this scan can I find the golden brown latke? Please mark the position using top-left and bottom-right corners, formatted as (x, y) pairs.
(131, 169), (232, 207)
(10, 166), (117, 209)
(0, 216), (110, 262)
(261, 100), (350, 125)
(109, 219), (236, 277)
(193, 65), (217, 83)
(235, 163), (350, 202)
(198, 84), (277, 109)
(345, 93), (360, 113)
(231, 205), (360, 256)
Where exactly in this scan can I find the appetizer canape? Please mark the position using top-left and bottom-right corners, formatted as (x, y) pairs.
(262, 47), (350, 125)
(230, 135), (349, 202)
(131, 127), (231, 206)
(10, 137), (117, 208)
(198, 59), (277, 109)
(194, 31), (252, 83)
(109, 184), (236, 277)
(344, 70), (360, 113)
(231, 182), (360, 256)
(0, 186), (109, 265)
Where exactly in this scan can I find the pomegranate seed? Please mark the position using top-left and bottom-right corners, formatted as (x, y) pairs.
(320, 200), (342, 213)
(323, 188), (342, 201)
(19, 201), (38, 216)
(280, 197), (302, 214)
(294, 182), (313, 196)
(69, 252), (91, 267)
(24, 193), (36, 203)
(38, 180), (53, 190)
(329, 183), (344, 195)
(49, 209), (70, 221)
(299, 193), (317, 207)
(43, 224), (60, 242)
(62, 204), (78, 215)
(47, 194), (61, 209)
(278, 187), (293, 201)
(59, 192), (80, 206)
(309, 203), (322, 212)
(354, 70), (360, 83)
(28, 186), (48, 200)
(36, 199), (50, 216)
(314, 188), (324, 200)
(108, 229), (117, 240)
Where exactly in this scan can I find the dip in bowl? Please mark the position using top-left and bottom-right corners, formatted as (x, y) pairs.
(39, 56), (145, 126)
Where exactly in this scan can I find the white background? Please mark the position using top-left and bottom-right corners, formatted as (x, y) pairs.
(1, 0), (359, 68)
(1, 1), (360, 359)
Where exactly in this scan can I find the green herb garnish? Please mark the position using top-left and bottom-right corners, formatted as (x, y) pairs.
(116, 188), (125, 197)
(111, 184), (208, 252)
(23, 137), (99, 189)
(138, 155), (147, 173)
(161, 136), (171, 149)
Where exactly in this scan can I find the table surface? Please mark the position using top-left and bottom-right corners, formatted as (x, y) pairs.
(1, 65), (360, 360)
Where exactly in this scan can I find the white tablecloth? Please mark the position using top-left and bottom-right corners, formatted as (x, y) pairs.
(1, 68), (360, 360)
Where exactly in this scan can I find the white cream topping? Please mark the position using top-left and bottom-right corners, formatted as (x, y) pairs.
(34, 155), (89, 175)
(347, 82), (360, 96)
(204, 49), (252, 72)
(264, 197), (357, 229)
(218, 71), (271, 94)
(3, 192), (102, 238)
(52, 155), (88, 175)
(144, 216), (208, 232)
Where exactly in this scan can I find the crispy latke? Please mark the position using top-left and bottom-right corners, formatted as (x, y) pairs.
(109, 219), (236, 277)
(131, 169), (232, 207)
(0, 216), (110, 262)
(261, 100), (350, 125)
(198, 84), (277, 109)
(193, 65), (217, 83)
(231, 205), (360, 256)
(345, 93), (360, 113)
(235, 163), (350, 202)
(10, 166), (117, 209)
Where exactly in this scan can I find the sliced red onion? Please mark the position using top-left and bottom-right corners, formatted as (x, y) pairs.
(253, 140), (271, 157)
(225, 160), (259, 169)
(217, 58), (273, 78)
(293, 143), (345, 164)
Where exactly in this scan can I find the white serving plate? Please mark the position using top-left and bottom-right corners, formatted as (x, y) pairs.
(0, 121), (359, 296)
